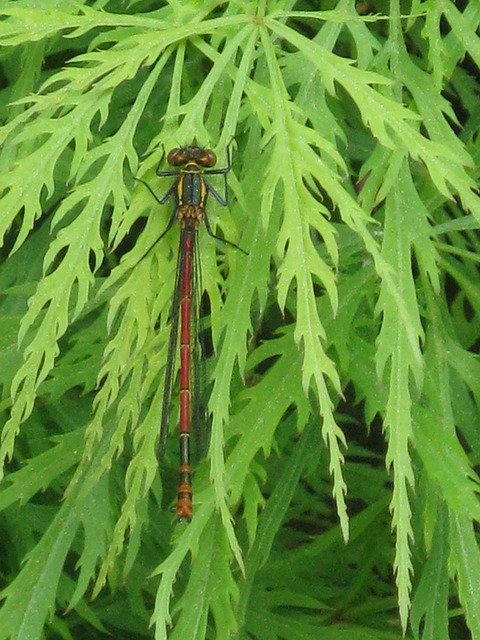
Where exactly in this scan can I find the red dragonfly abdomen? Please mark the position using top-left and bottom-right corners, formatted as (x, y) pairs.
(177, 228), (195, 521)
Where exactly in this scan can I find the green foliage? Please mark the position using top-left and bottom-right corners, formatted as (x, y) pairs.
(0, 1), (479, 639)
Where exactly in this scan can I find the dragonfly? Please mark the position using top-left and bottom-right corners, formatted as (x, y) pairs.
(137, 140), (245, 521)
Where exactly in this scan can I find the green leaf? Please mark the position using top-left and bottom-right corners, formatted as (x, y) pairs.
(375, 158), (427, 630)
(410, 502), (449, 640)
(450, 514), (480, 639)
(169, 514), (238, 640)
(235, 419), (319, 632)
(0, 468), (109, 640)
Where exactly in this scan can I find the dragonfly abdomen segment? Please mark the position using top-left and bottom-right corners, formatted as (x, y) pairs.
(177, 228), (195, 521)
(177, 454), (192, 521)
(176, 204), (204, 228)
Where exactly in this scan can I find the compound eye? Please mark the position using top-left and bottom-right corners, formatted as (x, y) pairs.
(167, 148), (186, 166)
(199, 150), (217, 167)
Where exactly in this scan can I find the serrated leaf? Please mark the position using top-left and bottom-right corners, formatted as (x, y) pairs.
(410, 502), (449, 640)
(450, 514), (480, 639)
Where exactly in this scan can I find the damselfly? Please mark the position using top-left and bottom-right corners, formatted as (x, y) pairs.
(138, 141), (245, 521)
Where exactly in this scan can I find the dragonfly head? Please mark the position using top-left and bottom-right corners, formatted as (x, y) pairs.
(167, 142), (217, 168)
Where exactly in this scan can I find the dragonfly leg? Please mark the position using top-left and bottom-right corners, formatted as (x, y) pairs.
(204, 143), (233, 203)
(134, 177), (176, 204)
(203, 212), (248, 255)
